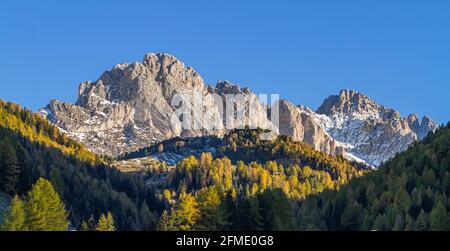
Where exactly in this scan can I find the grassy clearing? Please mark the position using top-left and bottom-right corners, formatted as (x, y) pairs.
(113, 156), (171, 173)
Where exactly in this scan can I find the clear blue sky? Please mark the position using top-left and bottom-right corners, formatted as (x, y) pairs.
(1, 0), (449, 123)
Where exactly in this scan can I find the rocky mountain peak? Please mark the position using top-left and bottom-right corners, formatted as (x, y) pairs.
(211, 80), (252, 95)
(317, 89), (383, 117)
(143, 52), (179, 65)
(77, 52), (204, 106)
(418, 115), (438, 139)
(405, 114), (437, 140)
(314, 89), (438, 166)
(40, 53), (211, 156)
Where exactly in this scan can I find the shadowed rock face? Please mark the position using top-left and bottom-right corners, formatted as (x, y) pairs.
(40, 53), (438, 167)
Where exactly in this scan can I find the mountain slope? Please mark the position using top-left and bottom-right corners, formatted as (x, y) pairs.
(296, 123), (450, 230)
(1, 100), (99, 164)
(0, 99), (160, 230)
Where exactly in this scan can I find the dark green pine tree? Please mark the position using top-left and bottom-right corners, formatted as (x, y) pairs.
(258, 189), (296, 231)
(216, 192), (234, 231)
(392, 214), (405, 231)
(429, 200), (450, 231)
(15, 144), (31, 193)
(0, 138), (21, 195)
(372, 214), (390, 231)
(340, 201), (362, 231)
(233, 197), (264, 231)
(413, 210), (429, 231)
(139, 200), (157, 230)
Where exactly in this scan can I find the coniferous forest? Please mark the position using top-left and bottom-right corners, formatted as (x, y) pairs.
(0, 99), (449, 231)
(296, 123), (450, 231)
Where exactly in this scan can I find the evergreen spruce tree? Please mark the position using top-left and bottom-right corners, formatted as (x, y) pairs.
(373, 214), (390, 231)
(404, 215), (414, 231)
(258, 189), (296, 231)
(429, 201), (450, 231)
(392, 214), (405, 231)
(413, 210), (429, 231)
(340, 202), (362, 231)
(0, 139), (21, 194)
(15, 144), (30, 193)
(139, 200), (156, 230)
(233, 197), (264, 231)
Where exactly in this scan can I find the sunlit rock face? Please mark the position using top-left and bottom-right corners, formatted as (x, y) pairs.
(278, 100), (340, 156)
(40, 53), (273, 156)
(314, 90), (438, 166)
(40, 53), (438, 167)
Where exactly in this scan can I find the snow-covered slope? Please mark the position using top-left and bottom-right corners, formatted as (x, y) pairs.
(314, 89), (438, 166)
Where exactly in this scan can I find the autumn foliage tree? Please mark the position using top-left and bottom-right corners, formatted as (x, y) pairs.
(1, 178), (68, 231)
(1, 195), (27, 231)
(96, 212), (116, 231)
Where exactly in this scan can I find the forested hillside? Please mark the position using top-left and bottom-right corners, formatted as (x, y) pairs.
(2, 98), (448, 231)
(0, 100), (100, 164)
(156, 153), (363, 231)
(122, 128), (369, 173)
(1, 99), (369, 231)
(296, 124), (450, 230)
(0, 99), (160, 230)
(145, 130), (368, 230)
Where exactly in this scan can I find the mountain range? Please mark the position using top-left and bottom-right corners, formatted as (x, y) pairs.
(39, 53), (438, 167)
(1, 53), (447, 232)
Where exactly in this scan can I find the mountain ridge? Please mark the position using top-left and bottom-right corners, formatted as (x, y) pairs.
(314, 89), (438, 166)
(39, 52), (438, 166)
